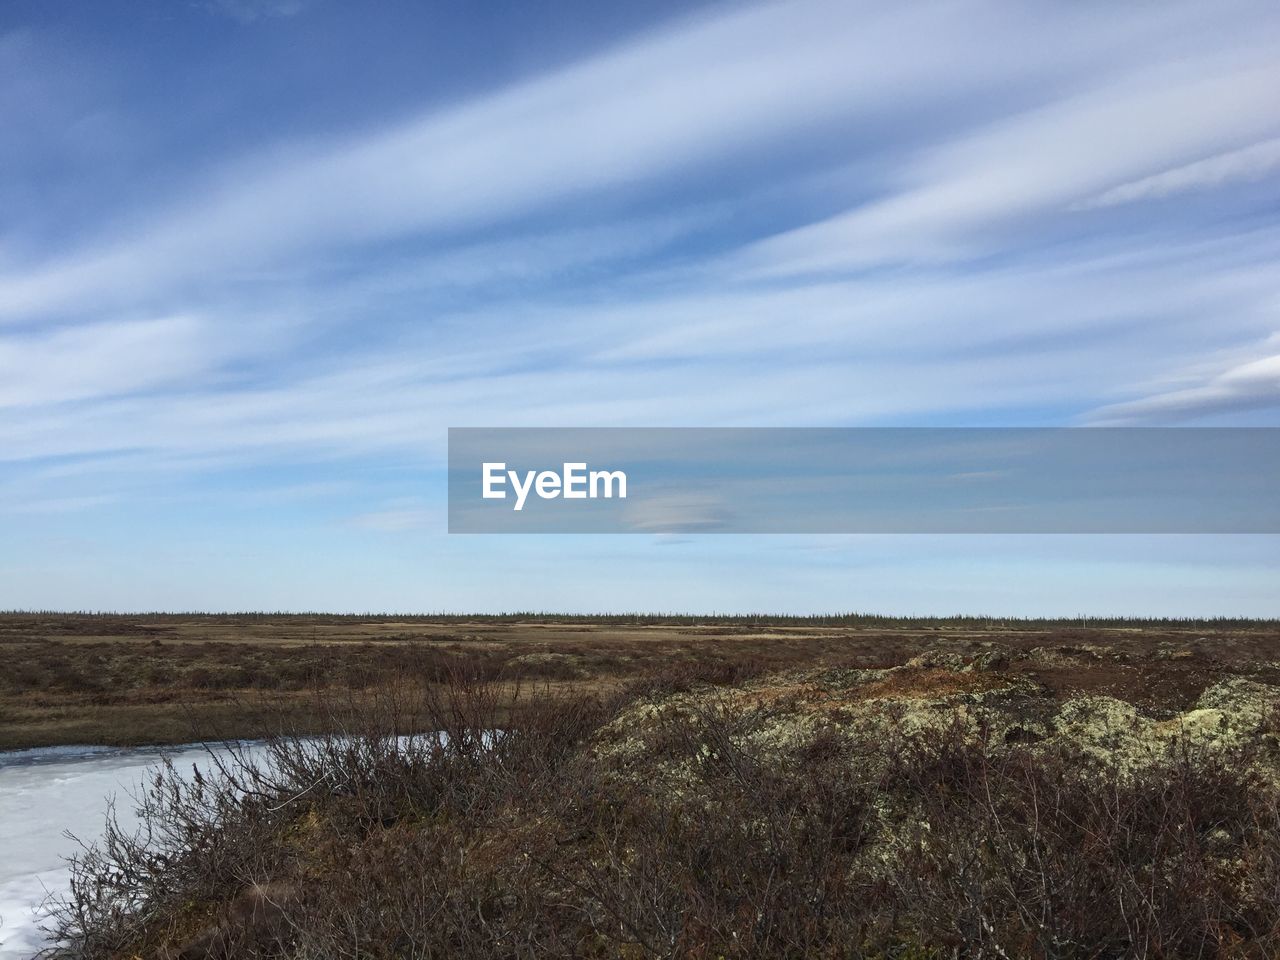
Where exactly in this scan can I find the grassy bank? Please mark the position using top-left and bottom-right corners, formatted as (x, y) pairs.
(39, 626), (1280, 959)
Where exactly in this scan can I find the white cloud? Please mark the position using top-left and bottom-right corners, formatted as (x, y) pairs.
(1089, 346), (1280, 423)
(1, 222), (1276, 472)
(622, 494), (733, 533)
(1077, 138), (1280, 209)
(1, 0), (1241, 320)
(0, 494), (116, 515)
(1, 0), (1279, 516)
(348, 502), (442, 533)
(0, 316), (218, 408)
(737, 46), (1280, 275)
(203, 0), (308, 23)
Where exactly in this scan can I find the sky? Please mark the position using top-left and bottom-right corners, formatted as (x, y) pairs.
(2, 0), (1279, 616)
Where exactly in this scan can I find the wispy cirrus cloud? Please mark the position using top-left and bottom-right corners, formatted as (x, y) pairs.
(1089, 345), (1280, 424)
(622, 494), (733, 534)
(203, 0), (309, 24)
(1076, 138), (1280, 210)
(3, 0), (1280, 611)
(5, 0), (1259, 321)
(736, 50), (1280, 276)
(0, 315), (219, 408)
(348, 501), (442, 533)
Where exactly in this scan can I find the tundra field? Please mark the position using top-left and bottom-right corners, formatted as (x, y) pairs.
(3, 613), (1278, 751)
(10, 613), (1280, 958)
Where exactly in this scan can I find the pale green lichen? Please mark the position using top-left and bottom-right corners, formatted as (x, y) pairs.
(582, 663), (1280, 905)
(591, 662), (1280, 798)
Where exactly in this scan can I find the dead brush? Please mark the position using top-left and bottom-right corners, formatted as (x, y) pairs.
(41, 670), (1280, 960)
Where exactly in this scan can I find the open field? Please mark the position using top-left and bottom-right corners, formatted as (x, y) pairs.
(2, 613), (1278, 750)
(28, 613), (1280, 959)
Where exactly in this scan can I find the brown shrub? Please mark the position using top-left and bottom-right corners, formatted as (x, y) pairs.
(43, 674), (1280, 960)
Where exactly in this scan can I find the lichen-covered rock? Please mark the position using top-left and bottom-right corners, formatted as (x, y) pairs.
(1048, 695), (1153, 768)
(903, 651), (969, 671)
(1194, 676), (1278, 716)
(591, 664), (1280, 796)
(1046, 678), (1280, 775)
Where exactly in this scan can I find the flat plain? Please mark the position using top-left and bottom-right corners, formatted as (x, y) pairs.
(3, 612), (1277, 750)
(19, 613), (1280, 957)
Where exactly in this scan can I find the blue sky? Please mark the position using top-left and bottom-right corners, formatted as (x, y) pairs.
(2, 0), (1279, 615)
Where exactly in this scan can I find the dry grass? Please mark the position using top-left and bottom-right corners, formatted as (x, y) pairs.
(3, 614), (1278, 749)
(39, 656), (1280, 960)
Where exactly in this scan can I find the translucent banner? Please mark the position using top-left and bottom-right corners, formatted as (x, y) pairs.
(447, 428), (1280, 534)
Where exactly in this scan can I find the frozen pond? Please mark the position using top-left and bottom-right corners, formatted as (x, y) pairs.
(0, 741), (265, 960)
